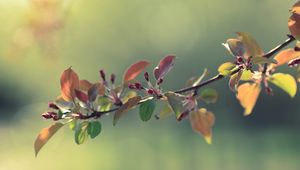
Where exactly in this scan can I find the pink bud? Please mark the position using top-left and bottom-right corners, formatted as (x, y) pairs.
(147, 89), (154, 95)
(100, 70), (106, 81)
(157, 78), (163, 85)
(48, 102), (59, 110)
(110, 74), (116, 84)
(134, 82), (142, 89)
(144, 72), (149, 81)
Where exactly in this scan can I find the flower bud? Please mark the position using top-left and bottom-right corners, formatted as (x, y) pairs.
(144, 72), (149, 81)
(100, 69), (106, 81)
(134, 82), (142, 90)
(157, 78), (163, 85)
(110, 74), (116, 84)
(42, 112), (54, 119)
(48, 102), (59, 110)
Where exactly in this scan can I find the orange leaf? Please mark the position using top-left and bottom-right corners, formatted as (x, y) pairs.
(79, 80), (93, 91)
(288, 13), (300, 40)
(271, 48), (300, 68)
(123, 60), (150, 83)
(60, 67), (80, 101)
(34, 122), (64, 157)
(153, 55), (176, 80)
(189, 108), (215, 144)
(236, 83), (261, 116)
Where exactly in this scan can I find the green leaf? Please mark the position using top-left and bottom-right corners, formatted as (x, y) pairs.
(139, 98), (156, 121)
(217, 62), (236, 76)
(87, 121), (102, 139)
(75, 121), (89, 145)
(69, 119), (77, 131)
(251, 57), (277, 65)
(164, 92), (186, 119)
(199, 88), (218, 104)
(34, 122), (64, 157)
(268, 73), (297, 97)
(113, 96), (141, 126)
(96, 97), (112, 112)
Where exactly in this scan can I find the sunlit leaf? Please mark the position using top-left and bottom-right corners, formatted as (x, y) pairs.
(236, 83), (261, 116)
(122, 91), (137, 103)
(268, 73), (297, 98)
(217, 62), (236, 76)
(113, 96), (142, 126)
(189, 108), (215, 144)
(251, 56), (277, 64)
(87, 121), (102, 139)
(34, 122), (64, 157)
(95, 97), (112, 112)
(139, 98), (156, 121)
(288, 13), (300, 40)
(88, 84), (99, 102)
(123, 60), (150, 83)
(237, 32), (264, 58)
(69, 119), (77, 131)
(164, 92), (186, 120)
(75, 121), (89, 145)
(229, 70), (243, 91)
(222, 38), (245, 56)
(60, 67), (80, 101)
(153, 55), (176, 80)
(240, 70), (253, 81)
(199, 88), (218, 104)
(271, 48), (300, 68)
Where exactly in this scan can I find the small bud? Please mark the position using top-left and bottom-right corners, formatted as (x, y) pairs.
(128, 84), (135, 89)
(110, 74), (116, 84)
(157, 78), (163, 85)
(288, 57), (300, 67)
(265, 87), (273, 96)
(147, 89), (154, 95)
(48, 102), (59, 110)
(144, 72), (149, 81)
(134, 82), (142, 90)
(237, 56), (243, 63)
(100, 69), (106, 81)
(42, 112), (53, 119)
(294, 46), (300, 51)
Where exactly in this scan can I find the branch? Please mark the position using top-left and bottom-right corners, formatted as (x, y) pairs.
(76, 35), (296, 119)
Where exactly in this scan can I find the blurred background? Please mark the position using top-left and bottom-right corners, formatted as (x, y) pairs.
(0, 0), (300, 169)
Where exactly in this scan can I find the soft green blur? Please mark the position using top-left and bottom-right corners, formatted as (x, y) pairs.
(0, 0), (300, 169)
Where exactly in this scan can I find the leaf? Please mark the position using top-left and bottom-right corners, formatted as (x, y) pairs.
(159, 102), (174, 119)
(54, 96), (75, 112)
(123, 60), (150, 83)
(139, 98), (156, 121)
(87, 121), (102, 139)
(69, 119), (77, 131)
(268, 73), (297, 98)
(217, 62), (236, 76)
(240, 70), (253, 81)
(236, 83), (261, 116)
(164, 92), (186, 120)
(79, 80), (93, 91)
(75, 121), (89, 145)
(290, 1), (300, 15)
(95, 97), (112, 112)
(88, 84), (99, 102)
(271, 48), (300, 68)
(251, 56), (277, 65)
(75, 89), (88, 103)
(199, 88), (218, 104)
(113, 96), (142, 126)
(34, 122), (64, 156)
(153, 55), (176, 80)
(222, 38), (245, 56)
(60, 67), (80, 101)
(186, 69), (208, 87)
(237, 32), (264, 58)
(288, 13), (300, 41)
(122, 91), (137, 103)
(189, 108), (215, 144)
(229, 70), (243, 91)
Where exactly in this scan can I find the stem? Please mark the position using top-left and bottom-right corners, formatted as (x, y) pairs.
(73, 34), (297, 119)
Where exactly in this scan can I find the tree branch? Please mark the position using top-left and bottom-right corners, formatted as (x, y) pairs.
(76, 35), (296, 119)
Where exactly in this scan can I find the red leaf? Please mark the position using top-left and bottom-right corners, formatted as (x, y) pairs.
(60, 67), (80, 101)
(153, 55), (176, 80)
(123, 60), (150, 83)
(75, 89), (88, 103)
(79, 80), (93, 91)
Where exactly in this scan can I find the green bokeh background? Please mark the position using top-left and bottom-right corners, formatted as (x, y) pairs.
(0, 0), (300, 169)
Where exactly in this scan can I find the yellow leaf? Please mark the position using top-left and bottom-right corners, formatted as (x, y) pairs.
(268, 73), (297, 98)
(217, 62), (236, 76)
(271, 48), (300, 68)
(60, 67), (80, 101)
(113, 96), (141, 126)
(189, 108), (215, 144)
(34, 122), (64, 157)
(236, 83), (261, 116)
